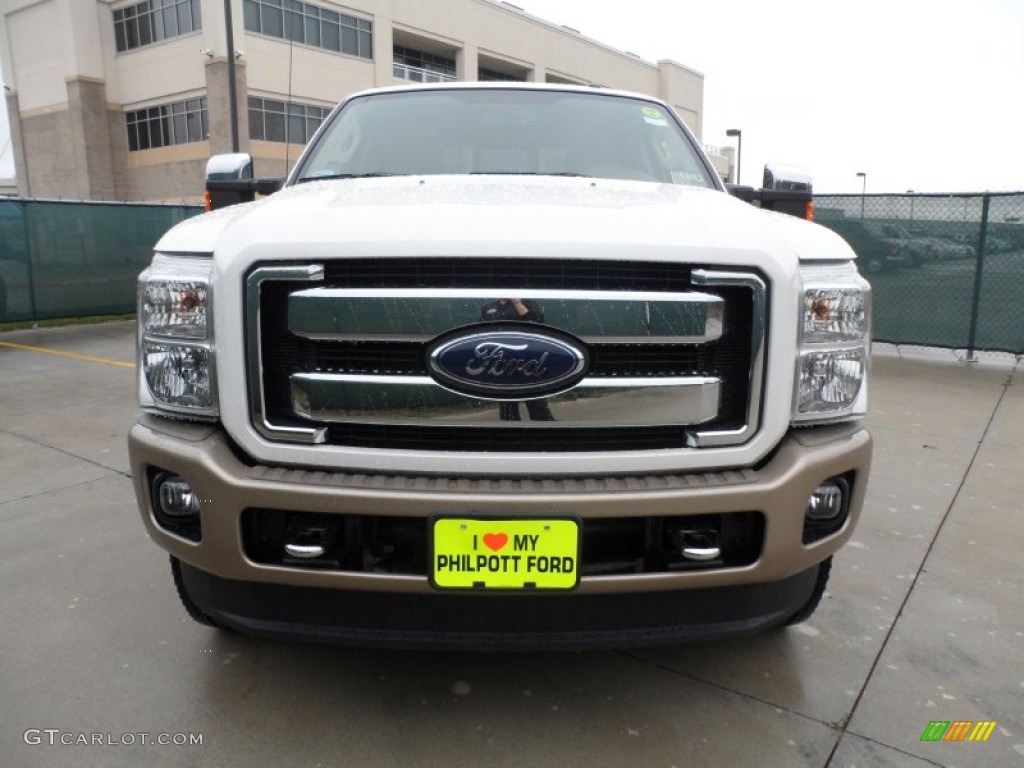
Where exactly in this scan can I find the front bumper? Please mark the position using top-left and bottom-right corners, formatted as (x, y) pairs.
(174, 556), (824, 649)
(129, 417), (870, 644)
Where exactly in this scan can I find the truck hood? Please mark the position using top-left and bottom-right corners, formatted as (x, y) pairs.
(156, 176), (854, 265)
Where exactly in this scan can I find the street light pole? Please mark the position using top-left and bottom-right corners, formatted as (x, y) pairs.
(224, 0), (239, 152)
(726, 129), (742, 185)
(857, 172), (867, 219)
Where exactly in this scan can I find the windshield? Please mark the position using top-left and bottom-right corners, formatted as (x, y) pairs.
(295, 88), (716, 188)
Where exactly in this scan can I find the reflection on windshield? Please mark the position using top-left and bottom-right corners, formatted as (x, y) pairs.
(297, 90), (714, 188)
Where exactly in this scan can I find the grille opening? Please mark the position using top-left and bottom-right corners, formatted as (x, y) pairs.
(242, 509), (764, 576)
(251, 260), (762, 451)
(322, 258), (694, 291)
(325, 424), (691, 452)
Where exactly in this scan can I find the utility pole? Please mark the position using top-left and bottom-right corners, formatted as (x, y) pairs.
(726, 129), (742, 185)
(224, 0), (239, 152)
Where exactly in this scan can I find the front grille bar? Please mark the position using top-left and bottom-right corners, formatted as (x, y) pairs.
(247, 264), (327, 444)
(687, 269), (766, 447)
(290, 373), (722, 427)
(288, 287), (724, 343)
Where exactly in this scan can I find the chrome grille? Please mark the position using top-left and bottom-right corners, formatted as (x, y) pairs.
(246, 259), (765, 451)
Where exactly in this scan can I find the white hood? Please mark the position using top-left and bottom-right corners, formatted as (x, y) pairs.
(157, 176), (855, 267)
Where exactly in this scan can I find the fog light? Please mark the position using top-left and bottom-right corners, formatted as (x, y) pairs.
(156, 474), (200, 517)
(806, 480), (845, 521)
(803, 476), (851, 544)
(149, 471), (203, 542)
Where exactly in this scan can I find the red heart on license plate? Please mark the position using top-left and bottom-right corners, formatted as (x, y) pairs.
(483, 533), (509, 552)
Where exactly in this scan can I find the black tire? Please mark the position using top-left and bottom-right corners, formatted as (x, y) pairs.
(170, 556), (227, 629)
(785, 556), (832, 626)
(863, 256), (885, 274)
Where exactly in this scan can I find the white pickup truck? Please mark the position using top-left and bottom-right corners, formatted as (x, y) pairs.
(129, 83), (872, 649)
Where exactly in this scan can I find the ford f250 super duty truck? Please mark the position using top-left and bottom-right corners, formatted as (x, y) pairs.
(128, 83), (871, 649)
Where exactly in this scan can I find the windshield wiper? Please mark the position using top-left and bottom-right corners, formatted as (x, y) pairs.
(296, 172), (398, 183)
(298, 171), (592, 183)
(469, 172), (590, 177)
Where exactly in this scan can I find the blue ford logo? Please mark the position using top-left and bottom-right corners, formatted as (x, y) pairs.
(427, 324), (589, 400)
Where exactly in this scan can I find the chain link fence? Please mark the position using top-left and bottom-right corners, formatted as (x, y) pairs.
(2, 193), (1022, 355)
(0, 199), (201, 324)
(816, 193), (1024, 355)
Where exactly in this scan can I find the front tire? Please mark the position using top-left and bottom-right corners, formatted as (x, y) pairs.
(785, 556), (832, 625)
(863, 256), (885, 274)
(170, 556), (227, 629)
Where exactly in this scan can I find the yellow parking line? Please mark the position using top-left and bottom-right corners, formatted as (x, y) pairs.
(0, 340), (136, 368)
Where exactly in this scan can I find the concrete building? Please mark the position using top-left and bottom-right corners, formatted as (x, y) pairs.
(0, 0), (717, 202)
(704, 144), (735, 186)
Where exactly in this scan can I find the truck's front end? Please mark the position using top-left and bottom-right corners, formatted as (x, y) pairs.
(129, 84), (871, 649)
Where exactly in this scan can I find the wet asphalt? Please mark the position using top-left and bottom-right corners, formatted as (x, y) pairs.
(1, 322), (1021, 767)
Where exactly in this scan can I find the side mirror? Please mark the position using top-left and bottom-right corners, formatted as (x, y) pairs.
(728, 165), (815, 221)
(206, 153), (254, 182)
(763, 164), (812, 194)
(204, 153), (284, 211)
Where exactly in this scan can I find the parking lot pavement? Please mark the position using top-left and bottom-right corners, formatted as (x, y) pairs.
(1, 322), (1021, 768)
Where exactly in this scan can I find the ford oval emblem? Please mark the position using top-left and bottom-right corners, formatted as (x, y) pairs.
(427, 324), (589, 400)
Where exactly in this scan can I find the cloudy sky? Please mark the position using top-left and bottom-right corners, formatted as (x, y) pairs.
(2, 0), (1022, 193)
(526, 0), (1024, 193)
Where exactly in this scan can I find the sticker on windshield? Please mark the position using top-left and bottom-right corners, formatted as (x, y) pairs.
(642, 106), (668, 126)
(672, 170), (707, 186)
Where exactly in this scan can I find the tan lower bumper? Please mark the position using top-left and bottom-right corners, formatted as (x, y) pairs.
(128, 416), (871, 595)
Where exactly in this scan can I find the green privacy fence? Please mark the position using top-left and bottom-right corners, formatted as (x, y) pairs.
(0, 199), (201, 323)
(816, 192), (1024, 355)
(2, 194), (1023, 355)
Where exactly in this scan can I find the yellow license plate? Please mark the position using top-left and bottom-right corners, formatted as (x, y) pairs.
(430, 517), (580, 591)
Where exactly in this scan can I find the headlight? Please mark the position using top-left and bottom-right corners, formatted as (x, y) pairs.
(801, 288), (869, 343)
(143, 281), (209, 339)
(793, 263), (870, 424)
(796, 349), (865, 414)
(138, 254), (217, 419)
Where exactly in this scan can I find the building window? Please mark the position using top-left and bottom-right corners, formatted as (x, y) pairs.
(249, 97), (330, 144)
(393, 45), (456, 83)
(243, 0), (373, 59)
(478, 67), (526, 82)
(126, 97), (208, 151)
(113, 0), (202, 53)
